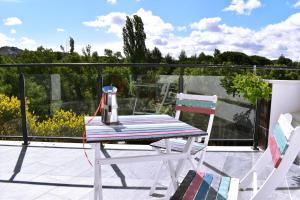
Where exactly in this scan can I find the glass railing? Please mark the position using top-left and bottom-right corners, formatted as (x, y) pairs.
(0, 68), (21, 137)
(0, 63), (299, 146)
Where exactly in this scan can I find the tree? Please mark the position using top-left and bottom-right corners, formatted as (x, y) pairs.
(122, 15), (147, 63)
(213, 49), (221, 64)
(114, 51), (123, 61)
(103, 49), (123, 63)
(250, 55), (271, 66)
(104, 49), (113, 57)
(69, 37), (75, 53)
(60, 45), (65, 53)
(146, 47), (162, 63)
(178, 50), (187, 62)
(221, 51), (252, 65)
(82, 44), (91, 58)
(277, 55), (292, 66)
(165, 53), (174, 64)
(92, 51), (99, 62)
(198, 52), (214, 64)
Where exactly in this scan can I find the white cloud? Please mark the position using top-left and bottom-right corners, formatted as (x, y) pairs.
(0, 33), (38, 50)
(0, 33), (11, 46)
(20, 37), (36, 46)
(170, 13), (300, 60)
(294, 1), (300, 8)
(83, 8), (173, 39)
(83, 12), (127, 37)
(57, 28), (65, 32)
(3, 17), (22, 26)
(107, 0), (117, 5)
(82, 10), (300, 60)
(190, 17), (222, 31)
(10, 29), (16, 34)
(135, 8), (174, 37)
(223, 0), (262, 15)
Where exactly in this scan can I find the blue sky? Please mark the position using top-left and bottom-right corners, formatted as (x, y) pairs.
(1, 0), (300, 60)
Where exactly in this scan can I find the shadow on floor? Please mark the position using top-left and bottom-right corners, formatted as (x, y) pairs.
(9, 145), (27, 181)
(101, 147), (127, 187)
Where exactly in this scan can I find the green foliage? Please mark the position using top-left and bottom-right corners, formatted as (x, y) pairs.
(0, 94), (21, 135)
(69, 37), (75, 53)
(146, 47), (162, 63)
(250, 55), (271, 66)
(232, 73), (272, 105)
(82, 44), (92, 62)
(122, 15), (147, 63)
(164, 53), (175, 64)
(178, 50), (187, 62)
(220, 74), (239, 97)
(103, 49), (124, 63)
(198, 52), (214, 64)
(30, 109), (84, 137)
(0, 93), (84, 137)
(276, 55), (292, 66)
(220, 51), (252, 65)
(16, 47), (60, 63)
(25, 77), (49, 116)
(63, 52), (81, 63)
(0, 68), (19, 96)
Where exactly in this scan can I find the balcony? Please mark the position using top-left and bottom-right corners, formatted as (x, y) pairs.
(1, 141), (300, 200)
(0, 63), (300, 199)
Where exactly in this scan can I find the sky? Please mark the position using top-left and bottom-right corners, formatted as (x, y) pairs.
(1, 0), (300, 60)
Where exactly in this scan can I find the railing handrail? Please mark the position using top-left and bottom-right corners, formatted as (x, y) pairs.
(0, 63), (300, 71)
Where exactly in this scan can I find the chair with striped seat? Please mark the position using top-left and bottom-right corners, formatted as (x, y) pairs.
(149, 93), (218, 196)
(171, 113), (300, 200)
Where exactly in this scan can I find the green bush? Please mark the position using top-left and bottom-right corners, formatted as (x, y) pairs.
(30, 109), (84, 137)
(232, 73), (272, 105)
(0, 94), (84, 137)
(0, 94), (22, 135)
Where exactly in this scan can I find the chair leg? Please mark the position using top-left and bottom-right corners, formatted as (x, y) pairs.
(188, 156), (197, 171)
(149, 160), (165, 195)
(240, 148), (271, 189)
(165, 177), (175, 199)
(196, 149), (207, 170)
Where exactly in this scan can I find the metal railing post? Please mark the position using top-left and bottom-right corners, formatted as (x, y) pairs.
(97, 67), (103, 115)
(253, 64), (259, 150)
(253, 100), (260, 150)
(19, 73), (29, 145)
(179, 66), (184, 93)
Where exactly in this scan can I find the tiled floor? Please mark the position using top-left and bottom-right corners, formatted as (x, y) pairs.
(0, 142), (299, 200)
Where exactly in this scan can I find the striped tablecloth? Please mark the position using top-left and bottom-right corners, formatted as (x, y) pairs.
(85, 115), (207, 143)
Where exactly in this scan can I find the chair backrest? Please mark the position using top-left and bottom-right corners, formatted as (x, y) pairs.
(240, 113), (300, 200)
(175, 93), (218, 144)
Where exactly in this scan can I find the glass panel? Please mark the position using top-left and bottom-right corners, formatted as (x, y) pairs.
(182, 75), (254, 141)
(0, 67), (22, 137)
(130, 74), (178, 115)
(24, 68), (99, 138)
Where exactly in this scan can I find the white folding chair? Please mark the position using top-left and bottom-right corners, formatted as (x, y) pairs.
(149, 93), (218, 196)
(171, 113), (300, 200)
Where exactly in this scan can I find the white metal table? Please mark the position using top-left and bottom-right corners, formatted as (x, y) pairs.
(85, 114), (206, 200)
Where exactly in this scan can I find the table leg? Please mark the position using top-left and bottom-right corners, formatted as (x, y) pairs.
(94, 143), (103, 200)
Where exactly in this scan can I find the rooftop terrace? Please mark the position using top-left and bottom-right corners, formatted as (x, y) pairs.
(0, 63), (300, 199)
(1, 141), (299, 200)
